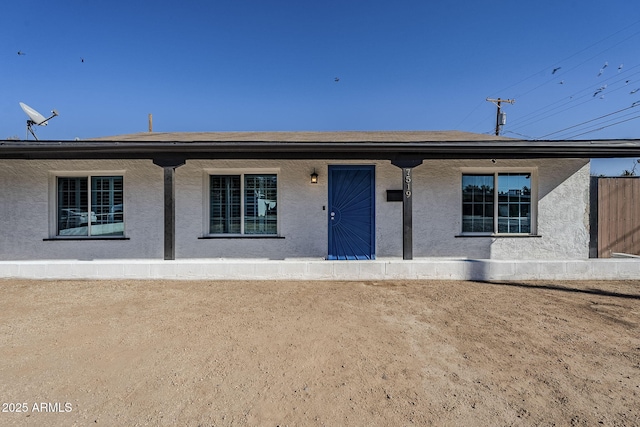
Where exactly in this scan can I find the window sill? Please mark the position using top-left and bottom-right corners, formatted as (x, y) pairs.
(455, 234), (541, 238)
(199, 235), (285, 239)
(44, 237), (130, 241)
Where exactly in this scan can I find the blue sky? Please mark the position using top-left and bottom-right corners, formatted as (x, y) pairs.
(2, 0), (640, 175)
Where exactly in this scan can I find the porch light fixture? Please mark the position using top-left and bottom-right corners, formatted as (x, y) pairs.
(310, 169), (319, 184)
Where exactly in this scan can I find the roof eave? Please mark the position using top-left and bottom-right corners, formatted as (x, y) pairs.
(2, 139), (640, 160)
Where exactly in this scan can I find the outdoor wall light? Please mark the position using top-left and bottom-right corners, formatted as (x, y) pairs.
(310, 169), (319, 184)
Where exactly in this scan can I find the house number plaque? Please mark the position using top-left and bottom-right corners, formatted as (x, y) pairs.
(404, 168), (412, 198)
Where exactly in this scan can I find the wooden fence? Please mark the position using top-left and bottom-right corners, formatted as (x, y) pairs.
(591, 177), (640, 258)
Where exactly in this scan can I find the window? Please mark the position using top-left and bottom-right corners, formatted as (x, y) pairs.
(209, 173), (277, 235)
(462, 172), (533, 234)
(56, 176), (124, 237)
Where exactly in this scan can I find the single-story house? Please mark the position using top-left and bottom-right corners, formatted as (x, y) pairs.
(1, 130), (640, 280)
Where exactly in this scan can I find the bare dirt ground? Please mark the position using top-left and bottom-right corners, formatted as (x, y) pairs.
(0, 279), (639, 427)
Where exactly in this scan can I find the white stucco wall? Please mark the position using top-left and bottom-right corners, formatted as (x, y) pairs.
(490, 159), (591, 259)
(407, 158), (590, 259)
(175, 159), (331, 259)
(0, 160), (164, 260)
(0, 158), (590, 260)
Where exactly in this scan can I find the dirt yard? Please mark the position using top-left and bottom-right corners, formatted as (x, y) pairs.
(0, 279), (638, 426)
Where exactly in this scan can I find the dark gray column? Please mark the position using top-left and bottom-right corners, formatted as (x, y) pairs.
(153, 158), (186, 260)
(163, 167), (176, 260)
(402, 167), (413, 260)
(391, 158), (423, 260)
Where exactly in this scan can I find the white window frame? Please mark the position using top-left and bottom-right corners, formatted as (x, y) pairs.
(460, 167), (538, 236)
(49, 170), (126, 239)
(203, 168), (280, 237)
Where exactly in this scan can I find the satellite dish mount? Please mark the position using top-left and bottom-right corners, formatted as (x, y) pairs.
(19, 102), (58, 140)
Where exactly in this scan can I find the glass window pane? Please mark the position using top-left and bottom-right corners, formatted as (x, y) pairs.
(91, 176), (124, 236)
(57, 176), (124, 237)
(57, 177), (89, 236)
(462, 174), (494, 233)
(497, 173), (531, 233)
(210, 175), (241, 234)
(244, 174), (277, 235)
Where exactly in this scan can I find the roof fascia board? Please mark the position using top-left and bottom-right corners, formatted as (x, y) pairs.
(2, 139), (640, 160)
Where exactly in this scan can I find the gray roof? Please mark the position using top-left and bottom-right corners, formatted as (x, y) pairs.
(3, 130), (640, 161)
(86, 130), (515, 143)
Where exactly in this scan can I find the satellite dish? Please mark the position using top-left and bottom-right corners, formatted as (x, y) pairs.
(19, 102), (59, 140)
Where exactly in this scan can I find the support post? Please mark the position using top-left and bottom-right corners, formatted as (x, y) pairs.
(391, 158), (423, 260)
(163, 167), (176, 260)
(402, 167), (413, 260)
(153, 157), (186, 260)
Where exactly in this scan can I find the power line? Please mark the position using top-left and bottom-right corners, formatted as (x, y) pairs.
(538, 103), (639, 139)
(503, 130), (535, 139)
(487, 19), (640, 98)
(511, 27), (640, 101)
(513, 65), (640, 129)
(555, 107), (640, 139)
(554, 107), (640, 139)
(460, 20), (640, 136)
(511, 67), (640, 137)
(563, 113), (640, 139)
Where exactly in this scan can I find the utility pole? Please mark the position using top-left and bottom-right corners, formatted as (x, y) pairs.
(486, 98), (515, 136)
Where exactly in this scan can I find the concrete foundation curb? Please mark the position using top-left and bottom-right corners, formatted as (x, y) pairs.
(0, 258), (637, 281)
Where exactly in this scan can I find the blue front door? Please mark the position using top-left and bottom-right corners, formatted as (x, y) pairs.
(327, 165), (375, 260)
